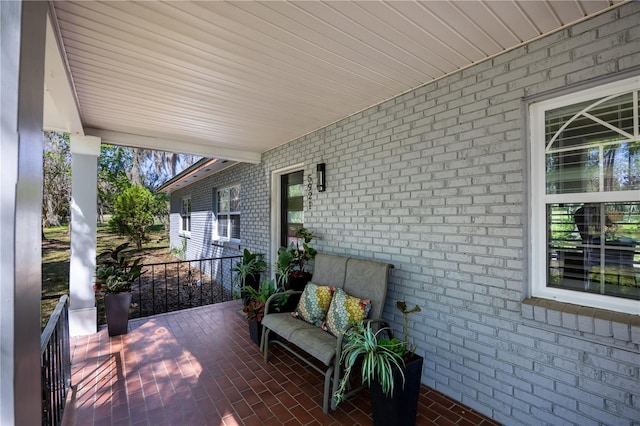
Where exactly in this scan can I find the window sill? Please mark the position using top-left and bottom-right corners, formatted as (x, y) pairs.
(179, 231), (191, 238)
(522, 298), (640, 345)
(211, 239), (240, 250)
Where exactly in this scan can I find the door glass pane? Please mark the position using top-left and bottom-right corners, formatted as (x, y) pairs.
(288, 211), (303, 224)
(288, 197), (303, 212)
(288, 184), (303, 197)
(282, 171), (304, 247)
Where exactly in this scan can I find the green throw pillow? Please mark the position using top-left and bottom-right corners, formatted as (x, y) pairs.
(291, 283), (336, 326)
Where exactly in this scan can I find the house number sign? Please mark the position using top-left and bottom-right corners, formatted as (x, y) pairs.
(307, 173), (313, 209)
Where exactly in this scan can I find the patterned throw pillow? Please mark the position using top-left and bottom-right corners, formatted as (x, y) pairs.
(321, 288), (372, 336)
(291, 283), (336, 326)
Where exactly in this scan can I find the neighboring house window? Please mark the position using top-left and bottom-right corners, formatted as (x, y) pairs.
(181, 197), (191, 234)
(529, 76), (640, 315)
(215, 184), (240, 241)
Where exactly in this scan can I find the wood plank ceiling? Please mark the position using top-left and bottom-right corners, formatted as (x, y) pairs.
(50, 0), (626, 161)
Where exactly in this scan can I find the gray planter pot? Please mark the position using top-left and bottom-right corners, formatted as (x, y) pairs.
(105, 293), (132, 336)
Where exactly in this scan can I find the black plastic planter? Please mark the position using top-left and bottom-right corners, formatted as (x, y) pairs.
(248, 320), (262, 346)
(285, 271), (312, 291)
(104, 293), (132, 337)
(369, 354), (424, 426)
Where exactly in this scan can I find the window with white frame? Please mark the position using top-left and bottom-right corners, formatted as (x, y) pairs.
(215, 184), (240, 241)
(529, 76), (640, 315)
(180, 197), (191, 234)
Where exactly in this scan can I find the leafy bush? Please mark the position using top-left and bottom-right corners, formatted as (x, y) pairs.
(109, 185), (155, 249)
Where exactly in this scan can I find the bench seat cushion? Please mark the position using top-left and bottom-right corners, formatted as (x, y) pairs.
(262, 312), (337, 366)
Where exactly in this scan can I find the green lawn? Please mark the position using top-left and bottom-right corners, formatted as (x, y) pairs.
(41, 223), (171, 328)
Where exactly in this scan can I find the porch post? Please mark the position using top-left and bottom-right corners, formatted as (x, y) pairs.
(68, 135), (101, 337)
(0, 1), (47, 423)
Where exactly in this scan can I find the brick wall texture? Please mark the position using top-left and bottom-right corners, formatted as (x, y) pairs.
(170, 3), (640, 425)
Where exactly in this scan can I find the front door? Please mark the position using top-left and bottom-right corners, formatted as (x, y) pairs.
(280, 170), (304, 248)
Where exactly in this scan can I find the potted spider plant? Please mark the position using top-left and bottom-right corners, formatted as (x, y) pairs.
(94, 242), (145, 336)
(334, 301), (423, 426)
(233, 248), (267, 306)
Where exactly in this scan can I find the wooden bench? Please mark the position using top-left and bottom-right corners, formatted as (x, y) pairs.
(261, 253), (393, 413)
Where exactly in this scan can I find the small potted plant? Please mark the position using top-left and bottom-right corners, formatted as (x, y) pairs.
(241, 279), (288, 345)
(334, 301), (423, 426)
(275, 227), (317, 291)
(94, 242), (144, 336)
(233, 248), (267, 306)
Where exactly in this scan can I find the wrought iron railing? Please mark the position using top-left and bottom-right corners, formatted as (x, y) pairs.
(41, 294), (71, 426)
(97, 255), (244, 323)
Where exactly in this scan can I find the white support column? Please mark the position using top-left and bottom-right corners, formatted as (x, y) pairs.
(68, 135), (101, 337)
(1, 1), (47, 423)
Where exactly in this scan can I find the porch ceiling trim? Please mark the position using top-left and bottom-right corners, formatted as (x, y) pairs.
(47, 0), (628, 162)
(85, 128), (261, 164)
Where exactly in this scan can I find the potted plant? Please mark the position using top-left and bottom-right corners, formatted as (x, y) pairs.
(233, 248), (267, 306)
(241, 279), (288, 345)
(334, 301), (423, 426)
(243, 300), (266, 345)
(94, 242), (144, 336)
(275, 227), (318, 291)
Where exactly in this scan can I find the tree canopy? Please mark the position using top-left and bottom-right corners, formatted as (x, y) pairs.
(42, 131), (200, 249)
(43, 132), (71, 227)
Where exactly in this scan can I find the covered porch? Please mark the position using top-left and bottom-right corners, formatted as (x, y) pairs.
(61, 300), (498, 426)
(4, 1), (640, 425)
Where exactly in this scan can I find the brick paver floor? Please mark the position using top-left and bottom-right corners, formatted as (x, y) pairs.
(61, 300), (501, 426)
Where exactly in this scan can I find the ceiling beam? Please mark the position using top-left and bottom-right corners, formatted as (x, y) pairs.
(43, 13), (83, 134)
(84, 128), (262, 164)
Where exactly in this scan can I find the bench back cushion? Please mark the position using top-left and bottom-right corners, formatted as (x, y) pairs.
(311, 254), (348, 288)
(311, 253), (392, 321)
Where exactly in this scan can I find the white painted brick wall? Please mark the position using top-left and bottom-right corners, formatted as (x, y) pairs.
(171, 3), (640, 425)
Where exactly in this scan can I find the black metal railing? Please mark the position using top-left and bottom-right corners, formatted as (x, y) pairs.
(97, 255), (244, 323)
(41, 294), (71, 426)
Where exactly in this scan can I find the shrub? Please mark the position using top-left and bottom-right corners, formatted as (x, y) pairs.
(109, 185), (155, 249)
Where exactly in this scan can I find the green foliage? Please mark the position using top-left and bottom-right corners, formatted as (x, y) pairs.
(378, 337), (406, 357)
(98, 144), (133, 220)
(43, 132), (71, 227)
(275, 247), (296, 286)
(152, 192), (170, 227)
(233, 249), (267, 286)
(334, 301), (422, 406)
(109, 185), (155, 249)
(95, 243), (144, 294)
(396, 301), (421, 354)
(241, 278), (282, 303)
(275, 227), (318, 285)
(241, 279), (289, 321)
(242, 300), (265, 322)
(334, 322), (406, 403)
(170, 236), (187, 261)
